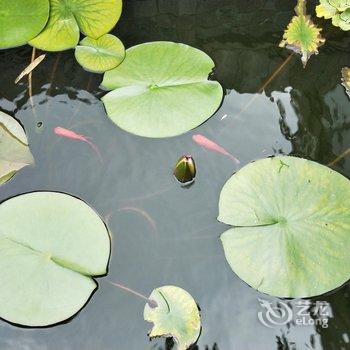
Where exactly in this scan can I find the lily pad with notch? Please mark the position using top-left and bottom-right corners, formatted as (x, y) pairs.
(144, 286), (201, 350)
(75, 34), (125, 73)
(0, 111), (34, 185)
(0, 192), (110, 327)
(29, 0), (123, 51)
(101, 41), (223, 138)
(219, 156), (350, 298)
(0, 0), (50, 49)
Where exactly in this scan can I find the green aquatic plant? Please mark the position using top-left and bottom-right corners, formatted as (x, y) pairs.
(75, 34), (125, 73)
(219, 156), (350, 298)
(0, 0), (50, 49)
(316, 0), (350, 31)
(173, 155), (196, 184)
(29, 0), (123, 51)
(341, 67), (350, 97)
(280, 0), (325, 67)
(144, 286), (201, 350)
(0, 112), (34, 185)
(101, 41), (223, 138)
(0, 192), (110, 326)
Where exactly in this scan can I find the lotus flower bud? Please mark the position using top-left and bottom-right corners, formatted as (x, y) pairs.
(173, 155), (196, 183)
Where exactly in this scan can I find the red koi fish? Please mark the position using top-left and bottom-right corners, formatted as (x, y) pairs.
(54, 127), (102, 162)
(192, 134), (240, 164)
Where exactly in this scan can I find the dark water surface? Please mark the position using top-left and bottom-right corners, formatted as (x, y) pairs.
(0, 0), (349, 349)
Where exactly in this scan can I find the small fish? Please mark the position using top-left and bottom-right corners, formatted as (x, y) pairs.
(15, 54), (46, 84)
(192, 134), (240, 164)
(54, 126), (102, 162)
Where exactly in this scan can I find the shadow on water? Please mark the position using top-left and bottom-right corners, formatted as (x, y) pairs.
(0, 0), (349, 349)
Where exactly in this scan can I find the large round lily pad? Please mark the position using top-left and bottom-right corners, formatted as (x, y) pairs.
(144, 286), (201, 350)
(29, 0), (123, 51)
(218, 156), (350, 298)
(0, 192), (110, 326)
(0, 111), (34, 185)
(0, 0), (50, 49)
(101, 41), (223, 138)
(75, 34), (125, 73)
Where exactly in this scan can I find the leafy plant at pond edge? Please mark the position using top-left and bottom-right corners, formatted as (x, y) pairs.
(0, 112), (34, 185)
(0, 192), (110, 326)
(101, 41), (223, 138)
(316, 0), (350, 31)
(0, 0), (50, 49)
(341, 67), (350, 97)
(144, 286), (201, 350)
(75, 34), (125, 73)
(29, 0), (123, 52)
(280, 0), (325, 67)
(218, 156), (350, 298)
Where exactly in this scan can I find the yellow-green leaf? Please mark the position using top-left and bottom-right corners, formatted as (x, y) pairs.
(316, 0), (350, 30)
(280, 1), (325, 67)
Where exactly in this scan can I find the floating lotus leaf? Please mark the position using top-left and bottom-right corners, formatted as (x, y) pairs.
(0, 111), (34, 185)
(75, 34), (125, 73)
(280, 1), (325, 67)
(144, 286), (201, 350)
(0, 0), (50, 49)
(101, 41), (223, 138)
(29, 0), (123, 51)
(219, 156), (350, 298)
(342, 67), (350, 97)
(0, 192), (110, 326)
(317, 0), (350, 30)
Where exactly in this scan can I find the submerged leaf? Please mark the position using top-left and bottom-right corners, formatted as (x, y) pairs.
(144, 286), (201, 350)
(0, 112), (34, 185)
(101, 41), (223, 138)
(0, 192), (110, 326)
(218, 156), (350, 298)
(0, 0), (50, 49)
(342, 67), (350, 97)
(29, 0), (123, 51)
(280, 1), (325, 67)
(75, 34), (125, 73)
(316, 0), (350, 30)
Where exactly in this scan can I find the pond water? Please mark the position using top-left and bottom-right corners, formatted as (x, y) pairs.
(0, 0), (349, 349)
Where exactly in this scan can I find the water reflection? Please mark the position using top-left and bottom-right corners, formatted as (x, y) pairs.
(0, 0), (349, 349)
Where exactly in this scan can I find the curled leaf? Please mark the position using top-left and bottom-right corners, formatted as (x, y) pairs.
(173, 155), (196, 184)
(15, 54), (46, 84)
(280, 0), (325, 67)
(342, 67), (350, 97)
(144, 286), (201, 350)
(0, 112), (34, 185)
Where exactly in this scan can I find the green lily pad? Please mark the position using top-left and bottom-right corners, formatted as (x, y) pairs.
(332, 8), (350, 30)
(101, 41), (223, 138)
(317, 0), (350, 30)
(29, 0), (123, 52)
(342, 67), (350, 97)
(75, 34), (125, 73)
(144, 286), (201, 350)
(0, 112), (34, 185)
(0, 192), (110, 326)
(0, 0), (50, 49)
(280, 1), (325, 67)
(219, 156), (350, 298)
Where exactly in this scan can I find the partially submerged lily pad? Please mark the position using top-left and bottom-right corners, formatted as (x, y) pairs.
(144, 286), (201, 350)
(0, 0), (50, 49)
(0, 192), (110, 326)
(29, 0), (123, 51)
(219, 156), (350, 298)
(75, 34), (125, 73)
(280, 0), (325, 67)
(342, 67), (350, 97)
(0, 112), (34, 185)
(101, 41), (223, 138)
(316, 0), (350, 31)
